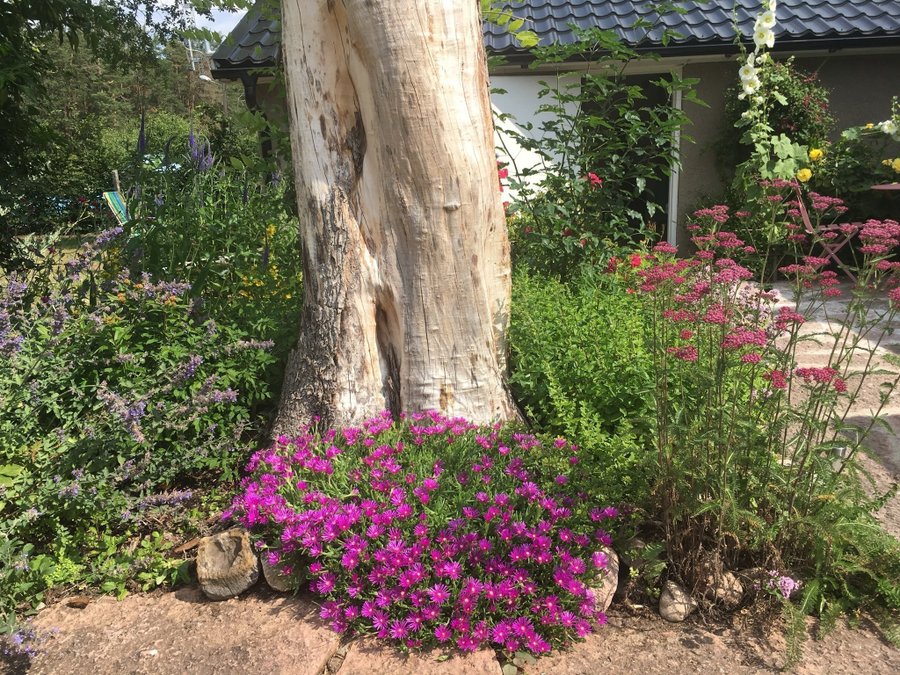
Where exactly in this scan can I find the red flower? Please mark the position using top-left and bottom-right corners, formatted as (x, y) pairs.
(587, 172), (603, 188)
(629, 253), (642, 268)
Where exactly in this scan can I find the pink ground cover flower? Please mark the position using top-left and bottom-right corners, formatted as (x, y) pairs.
(225, 412), (616, 656)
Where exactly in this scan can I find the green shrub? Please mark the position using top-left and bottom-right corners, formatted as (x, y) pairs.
(120, 130), (302, 383)
(509, 269), (653, 502)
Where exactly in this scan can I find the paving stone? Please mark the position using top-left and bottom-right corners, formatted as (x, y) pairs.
(339, 639), (501, 675)
(31, 588), (341, 675)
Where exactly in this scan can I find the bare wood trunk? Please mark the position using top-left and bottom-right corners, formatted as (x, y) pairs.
(273, 0), (518, 434)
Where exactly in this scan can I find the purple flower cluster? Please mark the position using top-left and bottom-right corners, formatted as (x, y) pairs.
(137, 490), (194, 510)
(226, 411), (616, 655)
(188, 130), (215, 172)
(96, 382), (146, 444)
(767, 571), (802, 600)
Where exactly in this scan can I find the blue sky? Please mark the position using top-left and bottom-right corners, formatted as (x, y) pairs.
(196, 8), (243, 39)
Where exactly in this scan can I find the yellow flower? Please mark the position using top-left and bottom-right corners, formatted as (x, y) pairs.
(884, 159), (893, 167)
(266, 224), (277, 238)
(284, 293), (292, 300)
(796, 168), (813, 183)
(892, 158), (900, 173)
(865, 123), (874, 129)
(808, 148), (824, 162)
(254, 279), (264, 287)
(116, 293), (126, 303)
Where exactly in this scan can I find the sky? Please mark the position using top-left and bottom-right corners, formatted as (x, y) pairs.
(196, 8), (243, 39)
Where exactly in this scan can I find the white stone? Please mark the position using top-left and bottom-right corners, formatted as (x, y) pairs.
(659, 580), (698, 622)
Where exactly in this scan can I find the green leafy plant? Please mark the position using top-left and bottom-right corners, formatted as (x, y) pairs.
(0, 227), (275, 630)
(617, 202), (900, 634)
(508, 269), (653, 503)
(498, 27), (699, 275)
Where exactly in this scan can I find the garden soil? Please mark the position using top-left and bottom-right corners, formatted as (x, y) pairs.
(11, 283), (900, 675)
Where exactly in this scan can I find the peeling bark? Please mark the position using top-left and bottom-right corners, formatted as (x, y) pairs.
(273, 0), (518, 434)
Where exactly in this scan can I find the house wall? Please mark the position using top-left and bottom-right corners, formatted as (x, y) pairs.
(491, 73), (581, 199)
(678, 52), (900, 243)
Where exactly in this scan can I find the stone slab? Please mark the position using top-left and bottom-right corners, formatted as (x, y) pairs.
(31, 588), (340, 675)
(339, 639), (501, 675)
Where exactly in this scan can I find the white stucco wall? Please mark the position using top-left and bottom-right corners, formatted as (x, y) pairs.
(491, 73), (581, 199)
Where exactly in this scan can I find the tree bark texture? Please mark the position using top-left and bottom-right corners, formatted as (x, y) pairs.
(273, 0), (518, 434)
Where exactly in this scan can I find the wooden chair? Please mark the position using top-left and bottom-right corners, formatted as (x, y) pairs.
(792, 186), (857, 283)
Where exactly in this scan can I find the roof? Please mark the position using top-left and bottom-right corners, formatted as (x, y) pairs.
(485, 0), (900, 59)
(210, 1), (280, 78)
(212, 0), (900, 78)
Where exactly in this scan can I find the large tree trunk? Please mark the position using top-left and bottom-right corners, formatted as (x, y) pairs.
(273, 0), (518, 434)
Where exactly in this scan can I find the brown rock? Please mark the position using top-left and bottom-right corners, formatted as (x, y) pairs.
(659, 580), (698, 622)
(65, 596), (92, 609)
(260, 556), (295, 593)
(340, 639), (501, 675)
(591, 547), (619, 613)
(196, 528), (259, 600)
(705, 571), (744, 609)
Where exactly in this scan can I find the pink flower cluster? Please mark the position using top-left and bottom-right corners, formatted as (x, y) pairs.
(794, 367), (847, 392)
(225, 411), (617, 655)
(858, 218), (900, 256)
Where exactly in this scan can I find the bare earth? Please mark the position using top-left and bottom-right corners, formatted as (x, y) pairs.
(14, 589), (900, 675)
(10, 283), (900, 675)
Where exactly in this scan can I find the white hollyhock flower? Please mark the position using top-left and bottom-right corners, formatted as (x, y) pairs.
(757, 10), (777, 30)
(880, 119), (898, 136)
(743, 77), (761, 96)
(739, 62), (758, 82)
(754, 27), (775, 49)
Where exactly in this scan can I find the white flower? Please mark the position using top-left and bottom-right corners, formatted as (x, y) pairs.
(879, 119), (898, 136)
(743, 77), (761, 96)
(756, 10), (777, 31)
(739, 62), (758, 82)
(754, 27), (775, 49)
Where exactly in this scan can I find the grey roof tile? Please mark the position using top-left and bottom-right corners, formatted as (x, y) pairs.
(212, 0), (900, 76)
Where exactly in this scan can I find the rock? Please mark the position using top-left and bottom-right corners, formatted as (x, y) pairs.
(65, 596), (91, 609)
(659, 580), (697, 622)
(619, 538), (647, 568)
(705, 571), (744, 609)
(591, 547), (620, 613)
(196, 528), (260, 600)
(260, 556), (295, 593)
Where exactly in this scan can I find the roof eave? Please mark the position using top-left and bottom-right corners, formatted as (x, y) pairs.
(489, 33), (900, 66)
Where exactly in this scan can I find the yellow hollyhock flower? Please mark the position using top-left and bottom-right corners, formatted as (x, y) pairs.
(796, 168), (813, 183)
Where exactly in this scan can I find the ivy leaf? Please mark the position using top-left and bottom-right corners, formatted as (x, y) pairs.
(516, 30), (539, 48)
